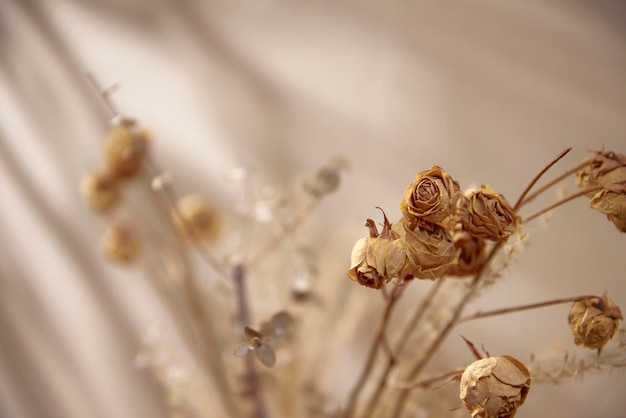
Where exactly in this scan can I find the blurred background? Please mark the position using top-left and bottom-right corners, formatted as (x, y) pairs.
(1, 0), (625, 417)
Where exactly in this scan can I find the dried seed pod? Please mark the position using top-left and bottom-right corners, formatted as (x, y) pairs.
(392, 218), (458, 280)
(101, 222), (141, 264)
(103, 120), (149, 180)
(569, 294), (623, 351)
(172, 194), (222, 243)
(79, 172), (120, 212)
(400, 165), (460, 227)
(460, 355), (531, 418)
(458, 185), (519, 241)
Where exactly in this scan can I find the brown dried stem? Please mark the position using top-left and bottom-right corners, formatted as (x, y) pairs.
(343, 282), (406, 418)
(513, 147), (572, 211)
(392, 366), (466, 390)
(361, 279), (446, 418)
(519, 157), (593, 208)
(457, 295), (596, 324)
(523, 186), (603, 223)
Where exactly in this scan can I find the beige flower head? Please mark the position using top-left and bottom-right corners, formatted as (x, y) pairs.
(458, 185), (519, 241)
(101, 222), (141, 264)
(460, 355), (531, 418)
(392, 218), (458, 280)
(569, 293), (623, 351)
(400, 166), (460, 226)
(103, 119), (150, 180)
(347, 212), (409, 289)
(172, 194), (222, 243)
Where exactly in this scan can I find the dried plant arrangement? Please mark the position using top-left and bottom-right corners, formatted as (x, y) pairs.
(80, 78), (625, 418)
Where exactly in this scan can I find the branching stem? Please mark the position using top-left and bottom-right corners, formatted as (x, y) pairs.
(523, 186), (602, 223)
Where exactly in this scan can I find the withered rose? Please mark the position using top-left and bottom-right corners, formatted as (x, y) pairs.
(576, 150), (626, 196)
(590, 189), (626, 233)
(346, 236), (408, 289)
(458, 185), (519, 241)
(392, 219), (458, 280)
(460, 355), (530, 418)
(569, 294), (623, 351)
(448, 225), (486, 277)
(400, 166), (460, 226)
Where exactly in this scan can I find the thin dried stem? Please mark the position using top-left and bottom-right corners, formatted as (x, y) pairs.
(343, 283), (406, 418)
(458, 295), (596, 324)
(513, 147), (572, 211)
(519, 157), (593, 208)
(392, 366), (466, 390)
(523, 186), (602, 223)
(361, 279), (446, 418)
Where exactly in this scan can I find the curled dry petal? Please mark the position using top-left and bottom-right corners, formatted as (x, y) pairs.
(458, 185), (519, 241)
(399, 166), (460, 226)
(576, 150), (626, 196)
(569, 294), (623, 351)
(460, 355), (531, 418)
(590, 189), (626, 233)
(347, 237), (408, 289)
(392, 219), (458, 280)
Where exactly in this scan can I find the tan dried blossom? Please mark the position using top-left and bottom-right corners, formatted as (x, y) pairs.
(172, 194), (222, 243)
(103, 120), (150, 180)
(347, 213), (409, 289)
(448, 224), (486, 277)
(458, 185), (519, 241)
(575, 150), (626, 195)
(392, 218), (458, 280)
(569, 294), (623, 351)
(460, 355), (531, 418)
(589, 189), (626, 233)
(399, 165), (460, 227)
(79, 172), (120, 212)
(101, 222), (141, 263)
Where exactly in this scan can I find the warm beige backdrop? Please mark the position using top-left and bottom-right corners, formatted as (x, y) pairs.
(1, 1), (625, 417)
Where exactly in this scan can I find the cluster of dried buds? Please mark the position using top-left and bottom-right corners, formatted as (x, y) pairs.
(576, 150), (626, 233)
(348, 166), (520, 288)
(80, 119), (221, 263)
(79, 118), (149, 263)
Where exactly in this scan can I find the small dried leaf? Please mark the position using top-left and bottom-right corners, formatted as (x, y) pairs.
(233, 343), (251, 358)
(255, 343), (276, 368)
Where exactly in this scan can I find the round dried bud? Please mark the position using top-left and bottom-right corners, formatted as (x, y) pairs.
(172, 194), (222, 243)
(569, 294), (623, 351)
(589, 189), (626, 233)
(101, 223), (141, 264)
(460, 355), (531, 418)
(79, 172), (120, 212)
(458, 185), (519, 241)
(448, 224), (486, 277)
(347, 236), (408, 289)
(400, 166), (460, 226)
(103, 120), (149, 180)
(392, 219), (458, 280)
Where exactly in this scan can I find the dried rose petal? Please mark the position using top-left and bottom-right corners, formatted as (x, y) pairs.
(590, 189), (626, 233)
(460, 355), (530, 418)
(458, 185), (519, 241)
(569, 294), (623, 351)
(400, 166), (460, 226)
(576, 150), (626, 195)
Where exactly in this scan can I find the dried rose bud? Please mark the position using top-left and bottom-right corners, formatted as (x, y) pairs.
(400, 166), (460, 226)
(589, 189), (626, 233)
(101, 223), (141, 264)
(576, 150), (626, 195)
(347, 236), (408, 289)
(448, 224), (486, 277)
(569, 293), (623, 351)
(172, 194), (222, 243)
(460, 355), (530, 418)
(103, 120), (149, 180)
(79, 172), (120, 212)
(392, 218), (458, 280)
(458, 185), (519, 241)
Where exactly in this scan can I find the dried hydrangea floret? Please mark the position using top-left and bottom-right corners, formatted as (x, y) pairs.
(399, 165), (460, 227)
(457, 185), (519, 241)
(569, 293), (623, 352)
(460, 355), (530, 418)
